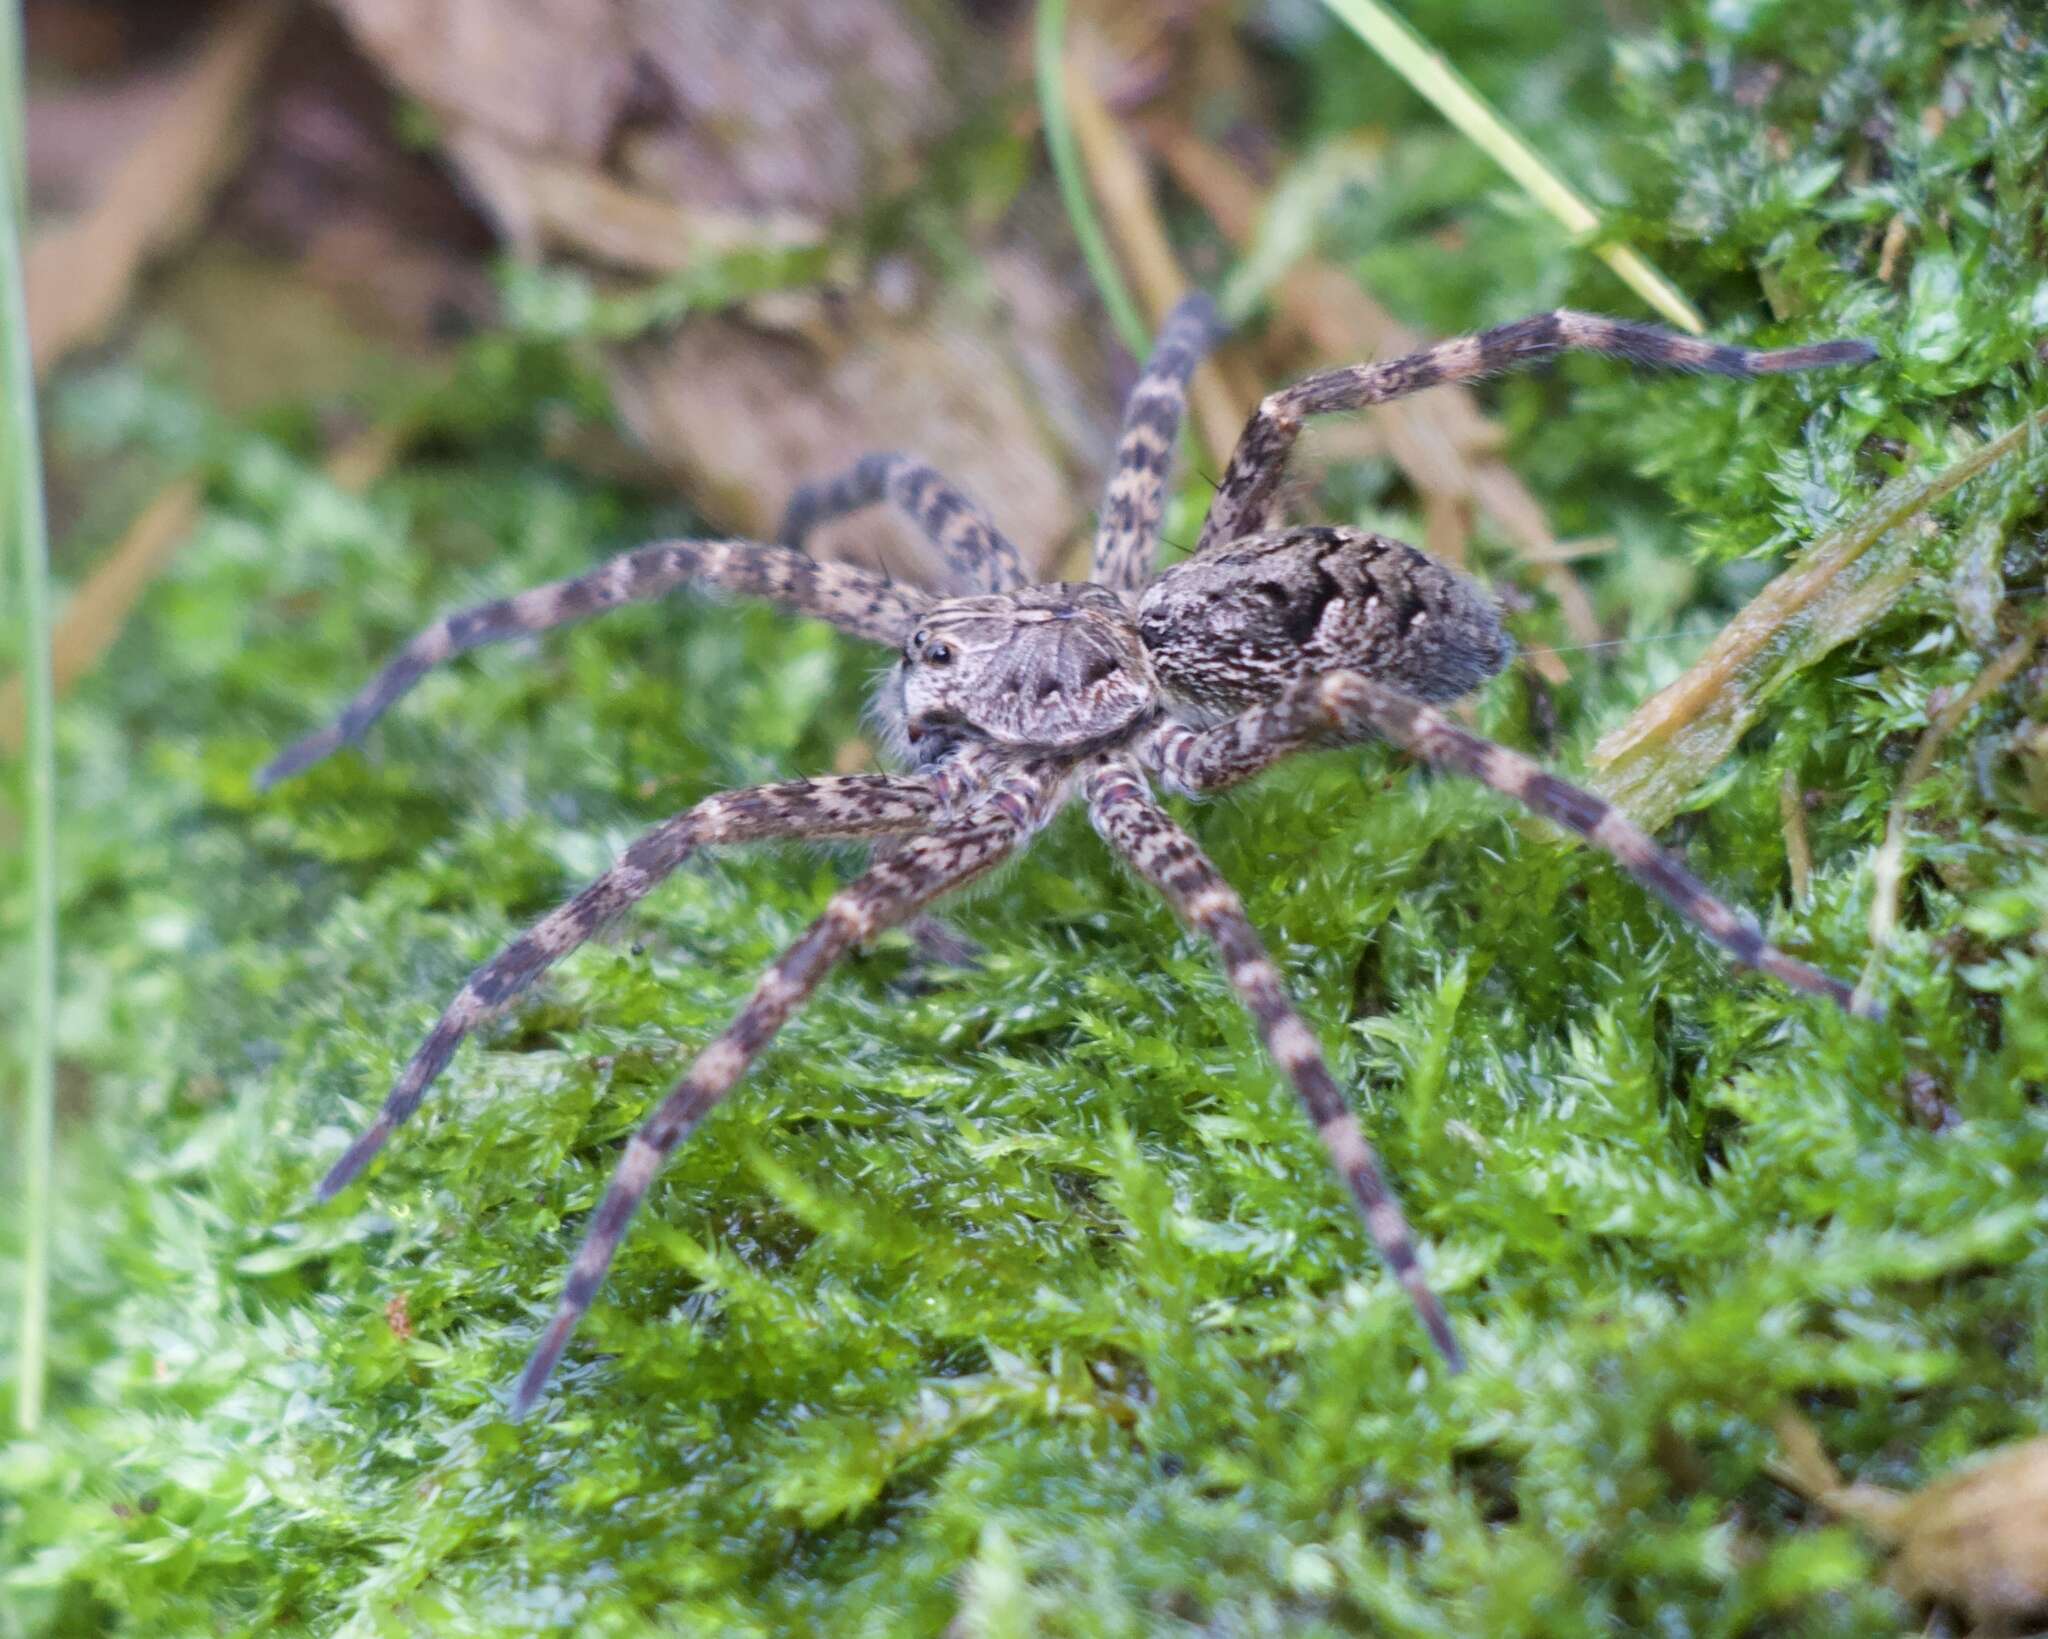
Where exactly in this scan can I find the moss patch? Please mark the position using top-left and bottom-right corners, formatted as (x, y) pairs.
(5, 3), (2046, 1633)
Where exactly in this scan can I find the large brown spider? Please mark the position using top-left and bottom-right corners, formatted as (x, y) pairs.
(262, 296), (1877, 1415)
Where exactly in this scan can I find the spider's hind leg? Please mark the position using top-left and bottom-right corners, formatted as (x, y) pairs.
(1141, 672), (1870, 1016)
(512, 777), (1054, 1416)
(1194, 309), (1875, 555)
(312, 773), (951, 1203)
(1084, 758), (1463, 1369)
(778, 452), (1029, 594)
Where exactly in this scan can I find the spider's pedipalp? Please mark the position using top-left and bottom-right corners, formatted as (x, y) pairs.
(1143, 671), (1868, 1016)
(258, 539), (929, 788)
(779, 452), (1030, 594)
(1195, 308), (1876, 554)
(511, 769), (1057, 1417)
(313, 773), (952, 1202)
(1084, 759), (1464, 1371)
(1092, 292), (1229, 595)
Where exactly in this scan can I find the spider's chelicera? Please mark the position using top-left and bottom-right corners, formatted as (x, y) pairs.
(263, 298), (1878, 1416)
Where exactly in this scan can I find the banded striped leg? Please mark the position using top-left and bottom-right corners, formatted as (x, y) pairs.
(259, 539), (930, 787)
(1084, 759), (1462, 1370)
(778, 453), (1029, 594)
(511, 774), (1054, 1415)
(1195, 310), (1877, 555)
(315, 773), (955, 1202)
(1092, 292), (1228, 595)
(1140, 672), (1870, 1016)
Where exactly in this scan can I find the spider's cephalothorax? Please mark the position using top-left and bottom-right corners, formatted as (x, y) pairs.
(262, 295), (1878, 1417)
(894, 582), (1159, 760)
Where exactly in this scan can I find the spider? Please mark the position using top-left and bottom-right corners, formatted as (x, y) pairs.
(262, 295), (1878, 1415)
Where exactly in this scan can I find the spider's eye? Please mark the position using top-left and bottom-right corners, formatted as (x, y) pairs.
(924, 641), (954, 666)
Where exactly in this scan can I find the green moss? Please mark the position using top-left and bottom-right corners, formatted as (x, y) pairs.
(5, 4), (2046, 1633)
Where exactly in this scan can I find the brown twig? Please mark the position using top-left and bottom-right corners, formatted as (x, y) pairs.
(1778, 766), (1812, 903)
(1876, 214), (1909, 285)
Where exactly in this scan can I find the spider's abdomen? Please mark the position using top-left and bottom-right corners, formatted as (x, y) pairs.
(1137, 526), (1512, 713)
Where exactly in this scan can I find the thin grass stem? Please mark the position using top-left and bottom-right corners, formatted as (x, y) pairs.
(1316, 0), (1704, 334)
(1034, 0), (1149, 355)
(3, 0), (56, 1434)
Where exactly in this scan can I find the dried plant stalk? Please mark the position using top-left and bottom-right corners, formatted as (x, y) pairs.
(1059, 60), (1249, 475)
(1591, 407), (2048, 828)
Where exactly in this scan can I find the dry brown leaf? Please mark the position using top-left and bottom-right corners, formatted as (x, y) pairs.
(1590, 406), (2048, 829)
(326, 0), (1118, 579)
(443, 136), (824, 273)
(1059, 41), (1250, 476)
(26, 0), (288, 377)
(606, 300), (1084, 581)
(1774, 1410), (2048, 1630)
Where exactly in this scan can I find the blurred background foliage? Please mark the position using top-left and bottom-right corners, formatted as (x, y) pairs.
(2, 0), (2045, 1632)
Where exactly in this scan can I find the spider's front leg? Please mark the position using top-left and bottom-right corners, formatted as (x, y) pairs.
(1091, 292), (1228, 596)
(1140, 673), (1870, 1015)
(1195, 310), (1875, 555)
(314, 769), (974, 1202)
(258, 538), (929, 788)
(1084, 759), (1463, 1370)
(777, 452), (1029, 594)
(512, 762), (1060, 1415)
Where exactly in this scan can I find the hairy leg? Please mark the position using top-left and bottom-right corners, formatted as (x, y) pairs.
(864, 835), (985, 969)
(778, 452), (1029, 594)
(512, 767), (1059, 1415)
(1092, 292), (1228, 596)
(1083, 759), (1462, 1369)
(260, 539), (930, 787)
(1141, 672), (1869, 1015)
(1195, 310), (1875, 554)
(315, 772), (957, 1202)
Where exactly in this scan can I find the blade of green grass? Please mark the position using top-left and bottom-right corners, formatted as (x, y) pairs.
(3, 0), (56, 1434)
(1315, 0), (1704, 334)
(1034, 0), (1149, 356)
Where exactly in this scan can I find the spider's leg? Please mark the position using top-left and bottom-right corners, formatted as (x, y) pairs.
(314, 772), (960, 1202)
(511, 765), (1057, 1416)
(1195, 310), (1876, 554)
(1141, 673), (1870, 1015)
(259, 539), (929, 788)
(1092, 292), (1228, 596)
(1083, 758), (1462, 1369)
(778, 452), (1029, 594)
(867, 834), (985, 969)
